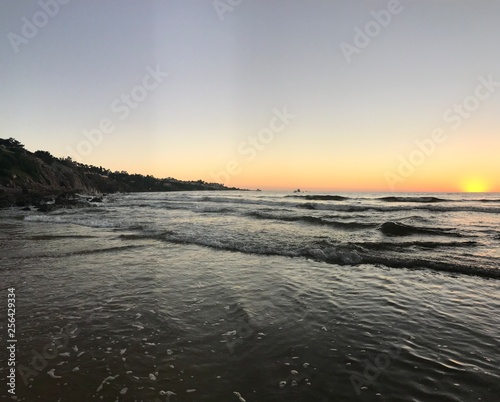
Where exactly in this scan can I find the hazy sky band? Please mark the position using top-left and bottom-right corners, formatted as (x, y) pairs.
(1, 0), (499, 191)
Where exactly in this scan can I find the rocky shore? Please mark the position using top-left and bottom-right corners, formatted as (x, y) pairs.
(0, 188), (101, 211)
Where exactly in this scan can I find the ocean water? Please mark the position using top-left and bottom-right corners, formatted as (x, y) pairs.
(0, 191), (499, 401)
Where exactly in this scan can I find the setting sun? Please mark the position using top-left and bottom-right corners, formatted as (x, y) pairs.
(461, 178), (490, 193)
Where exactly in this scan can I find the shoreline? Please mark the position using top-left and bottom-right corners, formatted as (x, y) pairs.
(0, 139), (247, 208)
(0, 187), (247, 210)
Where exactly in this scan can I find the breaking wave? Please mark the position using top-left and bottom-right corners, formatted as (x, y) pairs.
(246, 211), (378, 230)
(115, 229), (498, 279)
(379, 221), (462, 237)
(287, 195), (350, 201)
(377, 196), (447, 203)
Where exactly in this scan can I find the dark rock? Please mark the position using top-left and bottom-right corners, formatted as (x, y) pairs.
(90, 196), (103, 203)
(37, 204), (57, 212)
(0, 199), (12, 208)
(55, 191), (76, 204)
(21, 207), (31, 211)
(32, 196), (45, 207)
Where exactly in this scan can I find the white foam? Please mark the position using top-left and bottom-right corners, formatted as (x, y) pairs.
(96, 374), (119, 392)
(47, 369), (61, 379)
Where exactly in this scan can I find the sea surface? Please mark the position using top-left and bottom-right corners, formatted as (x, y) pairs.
(0, 191), (499, 401)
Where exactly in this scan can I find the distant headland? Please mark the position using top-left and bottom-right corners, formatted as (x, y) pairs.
(0, 138), (245, 208)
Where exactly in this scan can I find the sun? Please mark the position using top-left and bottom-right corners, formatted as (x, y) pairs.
(461, 178), (490, 193)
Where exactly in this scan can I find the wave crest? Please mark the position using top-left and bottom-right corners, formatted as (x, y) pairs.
(380, 221), (462, 237)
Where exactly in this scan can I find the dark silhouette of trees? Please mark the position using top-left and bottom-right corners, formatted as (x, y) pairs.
(1, 137), (244, 197)
(34, 150), (55, 165)
(0, 138), (25, 151)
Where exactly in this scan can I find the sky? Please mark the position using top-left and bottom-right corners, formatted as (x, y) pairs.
(1, 0), (499, 192)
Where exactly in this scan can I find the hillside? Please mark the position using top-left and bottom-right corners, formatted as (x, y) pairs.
(0, 138), (242, 207)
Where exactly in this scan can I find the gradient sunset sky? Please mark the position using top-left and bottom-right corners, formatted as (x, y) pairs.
(1, 0), (499, 192)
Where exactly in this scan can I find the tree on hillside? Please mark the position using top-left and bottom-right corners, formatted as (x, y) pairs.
(0, 138), (25, 150)
(34, 150), (55, 164)
(57, 156), (75, 168)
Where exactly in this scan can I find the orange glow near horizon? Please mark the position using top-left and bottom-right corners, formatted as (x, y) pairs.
(77, 141), (499, 194)
(220, 176), (473, 193)
(110, 159), (500, 193)
(66, 165), (498, 194)
(144, 163), (493, 193)
(219, 168), (500, 193)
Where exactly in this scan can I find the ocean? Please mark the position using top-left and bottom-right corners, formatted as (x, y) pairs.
(0, 191), (499, 401)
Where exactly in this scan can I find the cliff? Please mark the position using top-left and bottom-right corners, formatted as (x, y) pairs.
(0, 138), (242, 207)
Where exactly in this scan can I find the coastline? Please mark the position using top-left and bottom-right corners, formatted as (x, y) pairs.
(0, 138), (246, 209)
